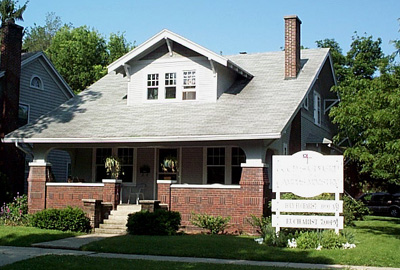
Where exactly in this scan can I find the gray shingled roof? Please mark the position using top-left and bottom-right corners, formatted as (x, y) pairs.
(5, 48), (330, 143)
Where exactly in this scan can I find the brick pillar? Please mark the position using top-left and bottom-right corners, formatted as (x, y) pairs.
(102, 179), (122, 210)
(27, 162), (51, 214)
(239, 166), (269, 233)
(157, 180), (176, 209)
(82, 199), (102, 228)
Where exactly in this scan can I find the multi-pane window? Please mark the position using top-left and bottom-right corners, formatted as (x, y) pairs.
(207, 147), (225, 184)
(313, 91), (321, 126)
(30, 76), (43, 90)
(183, 70), (196, 100)
(147, 74), (159, 99)
(118, 148), (134, 182)
(165, 73), (176, 99)
(18, 104), (29, 127)
(231, 147), (246, 185)
(95, 148), (112, 182)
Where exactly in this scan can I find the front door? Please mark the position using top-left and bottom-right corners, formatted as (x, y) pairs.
(158, 148), (179, 181)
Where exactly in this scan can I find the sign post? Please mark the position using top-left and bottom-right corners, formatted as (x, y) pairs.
(272, 151), (343, 233)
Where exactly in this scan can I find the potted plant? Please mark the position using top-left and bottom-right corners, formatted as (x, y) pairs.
(105, 156), (122, 179)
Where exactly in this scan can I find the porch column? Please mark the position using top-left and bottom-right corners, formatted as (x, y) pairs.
(27, 161), (52, 213)
(102, 179), (122, 210)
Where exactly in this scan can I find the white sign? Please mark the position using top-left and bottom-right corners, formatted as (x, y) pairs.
(273, 151), (343, 197)
(272, 151), (344, 233)
(271, 199), (343, 213)
(272, 215), (344, 229)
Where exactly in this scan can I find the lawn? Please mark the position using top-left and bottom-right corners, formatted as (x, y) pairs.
(82, 216), (400, 268)
(0, 255), (319, 270)
(0, 226), (82, 247)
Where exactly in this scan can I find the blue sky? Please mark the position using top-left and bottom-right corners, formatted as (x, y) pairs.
(21, 0), (400, 56)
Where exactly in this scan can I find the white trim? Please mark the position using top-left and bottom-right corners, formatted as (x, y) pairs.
(241, 162), (268, 168)
(157, 180), (177, 184)
(29, 161), (52, 167)
(102, 179), (123, 183)
(107, 29), (252, 78)
(18, 102), (30, 125)
(46, 182), (104, 187)
(171, 183), (240, 189)
(29, 75), (44, 90)
(3, 133), (282, 144)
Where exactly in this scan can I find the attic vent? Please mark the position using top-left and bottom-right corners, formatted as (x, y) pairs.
(239, 52), (247, 54)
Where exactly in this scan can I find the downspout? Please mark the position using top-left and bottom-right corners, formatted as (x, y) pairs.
(15, 141), (34, 159)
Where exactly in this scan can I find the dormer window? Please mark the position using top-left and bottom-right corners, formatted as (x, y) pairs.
(165, 73), (176, 99)
(30, 75), (44, 90)
(182, 70), (196, 100)
(147, 73), (159, 100)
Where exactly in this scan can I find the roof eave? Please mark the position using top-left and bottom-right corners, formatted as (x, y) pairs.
(2, 133), (281, 144)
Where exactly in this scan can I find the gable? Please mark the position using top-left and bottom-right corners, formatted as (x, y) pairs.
(139, 42), (203, 61)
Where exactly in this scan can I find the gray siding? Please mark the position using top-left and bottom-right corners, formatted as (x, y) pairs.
(181, 147), (203, 184)
(19, 56), (73, 183)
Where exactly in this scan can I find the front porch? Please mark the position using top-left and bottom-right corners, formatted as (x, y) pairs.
(27, 140), (276, 233)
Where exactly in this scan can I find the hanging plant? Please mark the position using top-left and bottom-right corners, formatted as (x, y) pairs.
(105, 156), (122, 179)
(161, 155), (178, 172)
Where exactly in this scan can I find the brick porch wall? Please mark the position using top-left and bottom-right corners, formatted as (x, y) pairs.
(158, 167), (268, 234)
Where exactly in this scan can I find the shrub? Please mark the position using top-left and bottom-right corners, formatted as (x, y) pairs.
(190, 213), (231, 234)
(0, 193), (28, 226)
(127, 210), (181, 235)
(343, 195), (370, 226)
(293, 229), (355, 250)
(30, 207), (91, 232)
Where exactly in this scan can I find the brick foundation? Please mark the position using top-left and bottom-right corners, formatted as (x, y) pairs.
(158, 167), (269, 234)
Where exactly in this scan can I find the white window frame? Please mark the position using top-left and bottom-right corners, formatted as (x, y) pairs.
(147, 73), (159, 100)
(205, 147), (226, 184)
(30, 75), (44, 90)
(283, 143), (288, 155)
(165, 72), (177, 99)
(182, 70), (196, 100)
(313, 91), (322, 126)
(303, 94), (309, 110)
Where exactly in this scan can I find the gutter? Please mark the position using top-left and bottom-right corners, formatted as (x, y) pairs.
(14, 141), (34, 159)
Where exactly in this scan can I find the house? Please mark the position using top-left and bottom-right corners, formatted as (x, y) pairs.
(0, 20), (74, 201)
(3, 16), (338, 233)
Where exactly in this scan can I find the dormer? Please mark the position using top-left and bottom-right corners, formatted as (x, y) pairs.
(108, 29), (252, 105)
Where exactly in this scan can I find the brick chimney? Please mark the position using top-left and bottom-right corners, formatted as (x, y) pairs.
(0, 20), (23, 136)
(0, 20), (24, 203)
(284, 15), (302, 79)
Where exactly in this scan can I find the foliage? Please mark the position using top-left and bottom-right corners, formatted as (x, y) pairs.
(319, 31), (400, 187)
(127, 210), (181, 236)
(23, 12), (64, 52)
(248, 215), (290, 247)
(105, 156), (122, 179)
(107, 32), (134, 63)
(343, 195), (370, 226)
(190, 212), (231, 234)
(46, 25), (108, 93)
(0, 0), (27, 24)
(294, 229), (354, 250)
(0, 171), (12, 204)
(0, 193), (28, 225)
(29, 207), (91, 232)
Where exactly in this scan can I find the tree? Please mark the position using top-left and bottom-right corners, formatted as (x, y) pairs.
(23, 12), (63, 52)
(107, 32), (134, 64)
(326, 33), (400, 186)
(46, 25), (108, 93)
(316, 38), (347, 82)
(0, 0), (27, 25)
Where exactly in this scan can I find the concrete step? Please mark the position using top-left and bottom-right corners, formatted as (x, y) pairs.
(107, 215), (130, 221)
(99, 223), (127, 230)
(95, 228), (127, 234)
(103, 219), (127, 225)
(110, 209), (139, 216)
(116, 204), (141, 211)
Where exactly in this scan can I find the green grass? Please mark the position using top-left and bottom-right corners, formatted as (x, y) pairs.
(82, 216), (400, 267)
(0, 225), (82, 246)
(0, 255), (319, 270)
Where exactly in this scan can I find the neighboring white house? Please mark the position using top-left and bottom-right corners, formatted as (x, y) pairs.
(3, 16), (339, 232)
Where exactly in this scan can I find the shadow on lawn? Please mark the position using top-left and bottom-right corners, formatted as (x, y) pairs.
(0, 231), (78, 247)
(354, 216), (400, 239)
